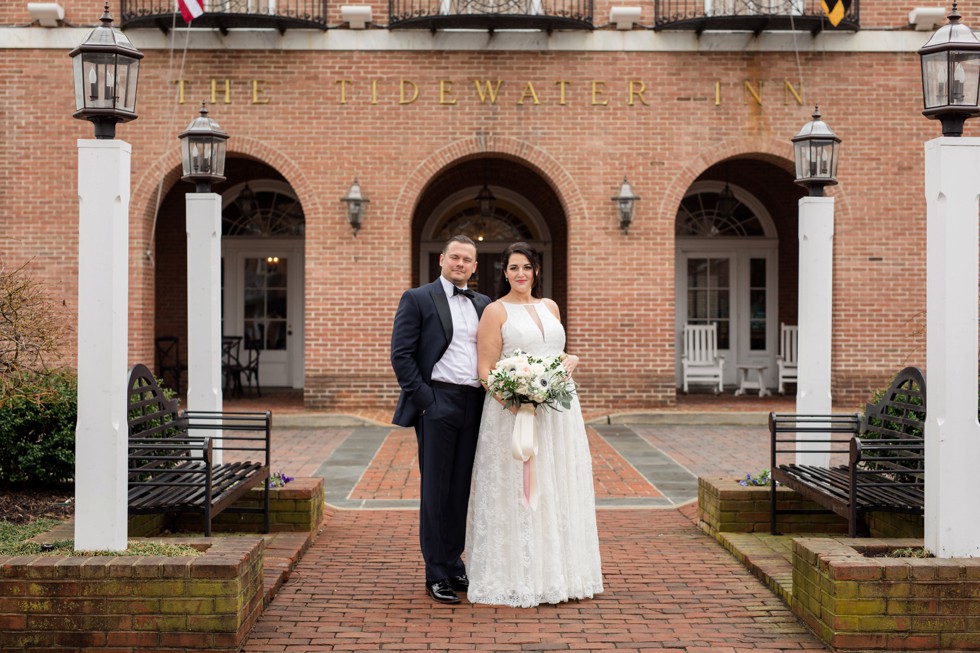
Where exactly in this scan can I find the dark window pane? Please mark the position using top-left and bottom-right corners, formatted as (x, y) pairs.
(750, 258), (766, 287)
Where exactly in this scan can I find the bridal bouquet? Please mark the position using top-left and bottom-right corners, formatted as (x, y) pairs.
(485, 349), (575, 412)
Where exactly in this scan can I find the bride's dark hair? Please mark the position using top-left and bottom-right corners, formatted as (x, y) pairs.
(497, 242), (542, 299)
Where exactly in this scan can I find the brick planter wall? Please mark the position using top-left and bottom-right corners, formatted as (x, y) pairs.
(0, 537), (264, 652)
(698, 477), (849, 536)
(129, 477), (325, 537)
(792, 537), (980, 651)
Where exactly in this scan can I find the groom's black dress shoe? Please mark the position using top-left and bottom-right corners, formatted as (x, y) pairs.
(426, 579), (460, 604)
(449, 574), (469, 591)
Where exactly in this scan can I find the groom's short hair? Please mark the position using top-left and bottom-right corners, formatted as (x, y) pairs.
(443, 235), (477, 253)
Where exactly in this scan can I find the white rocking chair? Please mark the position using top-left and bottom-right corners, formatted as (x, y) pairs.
(776, 323), (798, 394)
(681, 323), (725, 394)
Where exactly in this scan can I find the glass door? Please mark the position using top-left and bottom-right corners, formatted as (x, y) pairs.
(223, 240), (304, 388)
(686, 256), (733, 350)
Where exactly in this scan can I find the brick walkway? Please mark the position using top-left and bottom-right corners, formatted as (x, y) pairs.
(229, 394), (833, 652)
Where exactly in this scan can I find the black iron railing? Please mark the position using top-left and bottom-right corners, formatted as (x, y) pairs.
(654, 0), (859, 33)
(120, 0), (328, 32)
(389, 0), (593, 31)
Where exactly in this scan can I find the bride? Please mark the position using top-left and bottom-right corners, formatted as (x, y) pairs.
(465, 241), (603, 607)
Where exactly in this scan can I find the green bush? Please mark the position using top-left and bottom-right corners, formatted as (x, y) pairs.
(0, 369), (77, 486)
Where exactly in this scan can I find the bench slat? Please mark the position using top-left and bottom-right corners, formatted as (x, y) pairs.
(770, 367), (926, 537)
(126, 363), (271, 535)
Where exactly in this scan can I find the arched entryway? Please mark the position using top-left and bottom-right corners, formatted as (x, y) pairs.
(674, 157), (803, 390)
(153, 157), (306, 390)
(412, 156), (568, 313)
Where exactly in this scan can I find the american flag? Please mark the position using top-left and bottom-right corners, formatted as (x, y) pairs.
(177, 0), (205, 23)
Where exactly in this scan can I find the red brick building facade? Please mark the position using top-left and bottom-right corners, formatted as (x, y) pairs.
(0, 1), (951, 414)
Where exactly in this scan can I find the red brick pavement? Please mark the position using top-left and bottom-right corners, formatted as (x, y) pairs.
(352, 428), (661, 501)
(243, 509), (828, 652)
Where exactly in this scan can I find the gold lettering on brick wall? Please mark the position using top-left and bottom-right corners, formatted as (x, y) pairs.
(167, 77), (810, 110)
(784, 80), (804, 106)
(628, 80), (648, 107)
(400, 79), (419, 105)
(252, 80), (270, 105)
(474, 80), (503, 104)
(336, 80), (351, 104)
(440, 80), (457, 105)
(555, 80), (569, 106)
(591, 81), (608, 106)
(712, 79), (804, 106)
(174, 79), (189, 104)
(517, 82), (540, 105)
(211, 79), (231, 105)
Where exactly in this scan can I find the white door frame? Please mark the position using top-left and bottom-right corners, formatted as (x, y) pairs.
(675, 241), (779, 389)
(222, 238), (305, 389)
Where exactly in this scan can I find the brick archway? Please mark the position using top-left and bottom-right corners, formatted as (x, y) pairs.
(129, 138), (318, 368)
(398, 136), (579, 312)
(393, 135), (587, 236)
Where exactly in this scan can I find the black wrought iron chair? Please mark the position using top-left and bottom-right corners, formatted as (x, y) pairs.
(241, 339), (262, 397)
(154, 336), (188, 395)
(221, 336), (244, 398)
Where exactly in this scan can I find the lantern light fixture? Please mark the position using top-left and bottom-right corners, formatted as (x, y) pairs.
(792, 106), (841, 196)
(341, 179), (369, 236)
(69, 2), (144, 139)
(919, 1), (980, 137)
(178, 102), (230, 193)
(612, 176), (639, 234)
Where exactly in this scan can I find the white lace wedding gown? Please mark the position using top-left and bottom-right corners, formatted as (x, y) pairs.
(466, 301), (603, 607)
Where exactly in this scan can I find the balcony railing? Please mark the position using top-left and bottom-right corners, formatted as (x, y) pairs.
(120, 0), (328, 32)
(654, 0), (858, 33)
(389, 0), (593, 31)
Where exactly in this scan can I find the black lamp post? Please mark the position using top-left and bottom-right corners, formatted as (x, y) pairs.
(69, 2), (143, 140)
(178, 102), (229, 193)
(919, 2), (980, 137)
(342, 179), (369, 235)
(612, 177), (639, 234)
(792, 107), (841, 197)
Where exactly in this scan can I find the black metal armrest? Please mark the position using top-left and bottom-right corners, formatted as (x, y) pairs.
(182, 410), (271, 465)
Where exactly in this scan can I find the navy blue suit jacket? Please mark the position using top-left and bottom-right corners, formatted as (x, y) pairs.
(390, 279), (490, 427)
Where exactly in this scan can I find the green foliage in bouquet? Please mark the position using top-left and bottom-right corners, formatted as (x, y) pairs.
(486, 349), (576, 411)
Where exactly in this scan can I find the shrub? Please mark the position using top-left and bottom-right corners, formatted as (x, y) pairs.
(0, 369), (77, 486)
(0, 263), (76, 487)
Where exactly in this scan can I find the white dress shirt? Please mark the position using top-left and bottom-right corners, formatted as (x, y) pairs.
(430, 276), (481, 388)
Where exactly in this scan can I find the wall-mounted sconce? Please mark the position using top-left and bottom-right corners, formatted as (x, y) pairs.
(612, 177), (639, 234)
(340, 5), (372, 29)
(341, 179), (369, 236)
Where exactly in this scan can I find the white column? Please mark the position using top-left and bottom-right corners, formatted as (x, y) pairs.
(925, 137), (980, 558)
(185, 193), (223, 464)
(74, 139), (130, 552)
(795, 195), (835, 466)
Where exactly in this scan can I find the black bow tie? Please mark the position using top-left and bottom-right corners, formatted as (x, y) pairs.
(453, 286), (475, 300)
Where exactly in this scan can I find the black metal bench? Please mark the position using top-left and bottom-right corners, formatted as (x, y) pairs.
(127, 363), (271, 536)
(770, 367), (926, 537)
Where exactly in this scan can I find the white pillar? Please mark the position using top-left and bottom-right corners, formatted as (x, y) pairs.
(795, 195), (835, 466)
(925, 137), (980, 558)
(74, 139), (130, 552)
(185, 193), (223, 464)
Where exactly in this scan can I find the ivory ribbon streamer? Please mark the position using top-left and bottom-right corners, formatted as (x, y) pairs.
(510, 403), (539, 509)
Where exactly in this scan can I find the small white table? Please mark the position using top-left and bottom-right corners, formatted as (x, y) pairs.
(735, 364), (770, 397)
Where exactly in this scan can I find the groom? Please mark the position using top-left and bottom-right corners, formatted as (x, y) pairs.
(391, 235), (491, 604)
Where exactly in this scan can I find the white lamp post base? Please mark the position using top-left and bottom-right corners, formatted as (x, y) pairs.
(74, 139), (130, 552)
